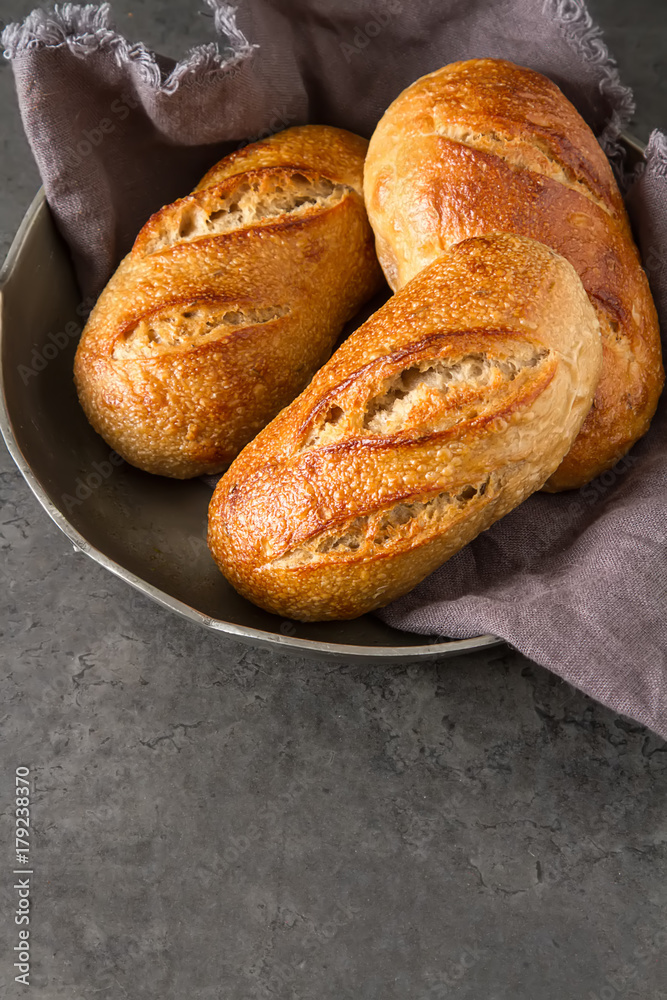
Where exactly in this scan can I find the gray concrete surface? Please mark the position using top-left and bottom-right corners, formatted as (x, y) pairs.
(1, 2), (666, 998)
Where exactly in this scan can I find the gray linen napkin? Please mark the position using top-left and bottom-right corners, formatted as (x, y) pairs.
(3, 0), (666, 735)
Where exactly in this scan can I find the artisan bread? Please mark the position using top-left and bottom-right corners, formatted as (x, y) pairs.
(208, 234), (603, 621)
(364, 58), (664, 491)
(74, 125), (384, 478)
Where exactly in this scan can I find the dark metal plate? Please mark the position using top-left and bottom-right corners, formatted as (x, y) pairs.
(2, 134), (643, 659)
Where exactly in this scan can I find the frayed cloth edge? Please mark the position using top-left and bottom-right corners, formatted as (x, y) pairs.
(544, 0), (635, 172)
(1, 1), (257, 94)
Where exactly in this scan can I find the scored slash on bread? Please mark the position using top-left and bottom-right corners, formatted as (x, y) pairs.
(364, 58), (664, 491)
(208, 234), (603, 621)
(74, 125), (384, 478)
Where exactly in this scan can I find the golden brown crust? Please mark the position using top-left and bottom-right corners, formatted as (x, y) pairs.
(364, 58), (664, 491)
(75, 126), (384, 478)
(208, 234), (603, 620)
(195, 125), (370, 195)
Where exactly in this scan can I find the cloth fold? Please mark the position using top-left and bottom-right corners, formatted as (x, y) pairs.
(3, 0), (666, 735)
(378, 127), (667, 738)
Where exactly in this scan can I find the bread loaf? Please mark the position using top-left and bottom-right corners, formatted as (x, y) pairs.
(208, 234), (602, 621)
(364, 58), (664, 491)
(74, 125), (384, 478)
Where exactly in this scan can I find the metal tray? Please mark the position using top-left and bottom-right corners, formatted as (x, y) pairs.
(0, 133), (644, 661)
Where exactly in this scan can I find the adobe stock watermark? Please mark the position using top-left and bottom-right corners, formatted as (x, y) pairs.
(340, 0), (403, 62)
(254, 902), (361, 998)
(58, 94), (140, 173)
(501, 451), (641, 576)
(218, 777), (315, 872)
(61, 451), (124, 515)
(18, 297), (96, 385)
(236, 106), (298, 151)
(212, 745), (343, 872)
(566, 452), (638, 517)
(543, 796), (635, 887)
(12, 766), (33, 987)
(587, 925), (667, 1000)
(421, 945), (486, 998)
(391, 783), (483, 861)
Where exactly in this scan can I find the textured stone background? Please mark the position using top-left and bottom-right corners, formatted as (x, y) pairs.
(1, 2), (666, 998)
